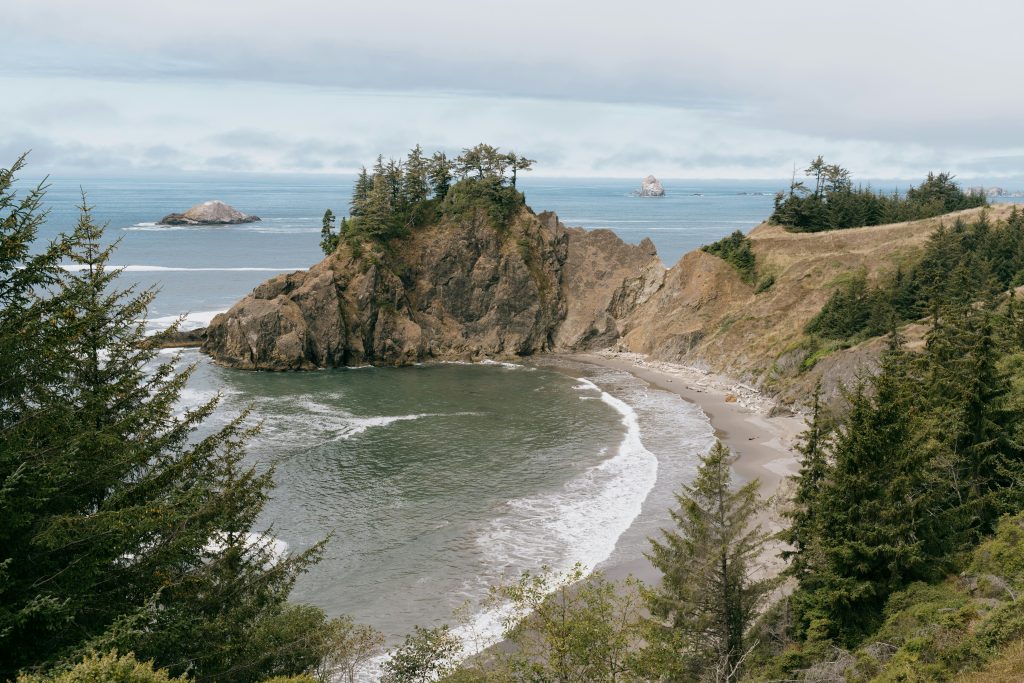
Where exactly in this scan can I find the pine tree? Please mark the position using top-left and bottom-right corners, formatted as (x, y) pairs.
(350, 167), (372, 217)
(800, 340), (953, 641)
(643, 441), (774, 682)
(781, 382), (832, 581)
(428, 152), (453, 199)
(320, 208), (339, 255)
(0, 166), (332, 680)
(402, 145), (430, 205)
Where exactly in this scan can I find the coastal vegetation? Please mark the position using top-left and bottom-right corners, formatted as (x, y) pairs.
(318, 144), (534, 255)
(701, 231), (756, 283)
(805, 208), (1024, 342)
(770, 156), (985, 232)
(0, 155), (384, 682)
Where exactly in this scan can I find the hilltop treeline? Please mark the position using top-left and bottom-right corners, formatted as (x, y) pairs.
(807, 208), (1024, 341)
(771, 156), (986, 232)
(320, 144), (534, 254)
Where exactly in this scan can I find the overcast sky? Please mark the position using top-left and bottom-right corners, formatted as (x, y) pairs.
(3, 0), (1023, 179)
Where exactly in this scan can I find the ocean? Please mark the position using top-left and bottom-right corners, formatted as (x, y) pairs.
(27, 173), (780, 660)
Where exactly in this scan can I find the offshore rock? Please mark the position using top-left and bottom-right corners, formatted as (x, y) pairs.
(203, 209), (663, 369)
(158, 200), (260, 225)
(638, 175), (666, 197)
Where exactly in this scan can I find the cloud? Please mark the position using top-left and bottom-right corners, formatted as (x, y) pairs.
(3, 0), (1024, 179)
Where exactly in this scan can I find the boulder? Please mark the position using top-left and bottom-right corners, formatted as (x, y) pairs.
(638, 175), (665, 197)
(158, 200), (260, 225)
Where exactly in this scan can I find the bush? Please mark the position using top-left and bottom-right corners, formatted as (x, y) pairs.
(702, 230), (756, 283)
(17, 652), (187, 683)
(754, 274), (775, 293)
(441, 176), (525, 229)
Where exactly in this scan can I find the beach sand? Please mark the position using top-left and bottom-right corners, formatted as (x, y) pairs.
(569, 351), (807, 585)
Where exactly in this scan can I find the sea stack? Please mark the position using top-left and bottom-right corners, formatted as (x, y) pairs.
(638, 175), (665, 197)
(158, 200), (260, 226)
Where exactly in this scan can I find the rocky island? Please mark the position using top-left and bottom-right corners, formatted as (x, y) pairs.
(158, 200), (260, 226)
(637, 174), (665, 197)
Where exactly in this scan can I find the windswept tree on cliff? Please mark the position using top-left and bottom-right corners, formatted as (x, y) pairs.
(320, 208), (340, 255)
(504, 151), (536, 188)
(642, 441), (774, 682)
(337, 144), (532, 244)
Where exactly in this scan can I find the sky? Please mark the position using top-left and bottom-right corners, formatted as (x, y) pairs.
(3, 0), (1023, 180)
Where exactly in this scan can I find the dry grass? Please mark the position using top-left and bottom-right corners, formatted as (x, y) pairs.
(622, 204), (1020, 407)
(954, 638), (1024, 682)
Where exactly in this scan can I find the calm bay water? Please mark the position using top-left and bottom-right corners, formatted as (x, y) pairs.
(24, 172), (770, 654)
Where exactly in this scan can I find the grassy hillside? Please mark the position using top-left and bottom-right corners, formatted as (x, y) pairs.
(623, 203), (1021, 407)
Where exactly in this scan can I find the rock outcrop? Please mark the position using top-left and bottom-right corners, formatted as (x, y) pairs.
(159, 200), (260, 226)
(638, 175), (665, 197)
(203, 208), (662, 370)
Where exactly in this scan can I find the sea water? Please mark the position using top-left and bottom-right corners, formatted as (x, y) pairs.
(25, 172), (770, 654)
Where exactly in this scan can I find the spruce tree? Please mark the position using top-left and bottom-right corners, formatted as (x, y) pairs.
(320, 208), (339, 255)
(781, 382), (832, 581)
(643, 441), (774, 682)
(350, 167), (372, 217)
(800, 340), (952, 641)
(402, 145), (430, 205)
(427, 152), (453, 199)
(0, 164), (332, 680)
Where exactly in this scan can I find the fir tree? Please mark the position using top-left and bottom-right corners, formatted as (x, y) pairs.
(799, 339), (953, 641)
(402, 145), (430, 205)
(0, 162), (337, 680)
(643, 441), (774, 682)
(781, 382), (832, 581)
(427, 152), (453, 199)
(350, 167), (372, 217)
(319, 208), (339, 255)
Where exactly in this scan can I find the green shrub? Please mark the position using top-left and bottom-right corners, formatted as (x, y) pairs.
(754, 274), (775, 293)
(17, 652), (187, 683)
(702, 230), (756, 283)
(441, 176), (525, 229)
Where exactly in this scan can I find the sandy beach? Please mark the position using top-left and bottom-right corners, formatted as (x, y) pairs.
(570, 351), (807, 584)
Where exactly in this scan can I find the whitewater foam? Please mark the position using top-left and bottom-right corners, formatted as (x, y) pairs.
(462, 376), (659, 652)
(146, 310), (225, 333)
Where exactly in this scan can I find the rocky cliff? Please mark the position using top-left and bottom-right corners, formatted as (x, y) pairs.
(203, 208), (663, 369)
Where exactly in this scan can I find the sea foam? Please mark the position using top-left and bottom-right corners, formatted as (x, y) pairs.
(459, 376), (659, 653)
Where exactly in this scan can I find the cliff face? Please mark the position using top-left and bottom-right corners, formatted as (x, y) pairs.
(203, 209), (663, 369)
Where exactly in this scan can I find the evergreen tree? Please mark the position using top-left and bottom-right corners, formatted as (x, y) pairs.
(799, 340), (952, 641)
(427, 152), (453, 199)
(350, 167), (372, 217)
(319, 208), (339, 255)
(643, 441), (774, 682)
(402, 145), (430, 205)
(361, 173), (395, 239)
(504, 151), (535, 188)
(0, 162), (334, 680)
(781, 382), (832, 581)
